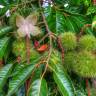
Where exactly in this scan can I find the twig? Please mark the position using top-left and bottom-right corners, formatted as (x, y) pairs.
(16, 55), (21, 64)
(57, 36), (64, 63)
(77, 24), (91, 41)
(39, 33), (49, 44)
(27, 57), (47, 96)
(26, 35), (31, 95)
(86, 79), (90, 96)
(27, 63), (41, 96)
(26, 35), (30, 64)
(39, 0), (52, 79)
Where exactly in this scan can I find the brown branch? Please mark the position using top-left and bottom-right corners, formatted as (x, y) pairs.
(86, 79), (90, 96)
(93, 0), (96, 5)
(39, 0), (52, 79)
(0, 59), (3, 67)
(27, 57), (47, 96)
(26, 35), (30, 64)
(26, 35), (31, 95)
(39, 33), (49, 44)
(16, 55), (21, 64)
(57, 36), (64, 63)
(77, 24), (91, 41)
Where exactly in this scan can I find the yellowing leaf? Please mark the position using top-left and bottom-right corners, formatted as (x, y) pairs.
(16, 15), (25, 27)
(30, 26), (41, 36)
(26, 14), (38, 25)
(17, 27), (26, 37)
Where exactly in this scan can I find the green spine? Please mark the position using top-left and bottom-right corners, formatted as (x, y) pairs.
(60, 32), (77, 51)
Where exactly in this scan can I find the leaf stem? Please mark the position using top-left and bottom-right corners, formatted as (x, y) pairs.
(26, 35), (30, 64)
(26, 35), (30, 95)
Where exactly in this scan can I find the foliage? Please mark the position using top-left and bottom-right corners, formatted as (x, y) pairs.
(0, 0), (96, 96)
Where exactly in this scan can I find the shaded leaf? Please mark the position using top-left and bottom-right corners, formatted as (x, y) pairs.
(0, 7), (8, 16)
(64, 16), (76, 32)
(0, 37), (10, 59)
(71, 16), (93, 34)
(0, 26), (13, 37)
(0, 64), (13, 90)
(44, 5), (56, 33)
(56, 12), (67, 33)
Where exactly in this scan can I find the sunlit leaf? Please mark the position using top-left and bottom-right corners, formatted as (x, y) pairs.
(28, 78), (48, 96)
(49, 50), (75, 96)
(7, 63), (36, 96)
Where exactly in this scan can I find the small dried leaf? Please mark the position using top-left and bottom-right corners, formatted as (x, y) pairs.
(37, 44), (48, 52)
(16, 15), (25, 27)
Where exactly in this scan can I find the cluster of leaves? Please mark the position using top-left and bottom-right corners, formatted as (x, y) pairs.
(0, 0), (96, 96)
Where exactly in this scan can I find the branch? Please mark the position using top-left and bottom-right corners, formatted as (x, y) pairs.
(77, 24), (91, 41)
(39, 0), (52, 78)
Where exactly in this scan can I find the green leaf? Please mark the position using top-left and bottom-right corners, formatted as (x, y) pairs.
(31, 65), (43, 82)
(0, 64), (13, 90)
(64, 16), (76, 32)
(49, 51), (75, 96)
(44, 5), (56, 33)
(28, 78), (48, 96)
(87, 6), (96, 15)
(44, 6), (68, 34)
(56, 12), (67, 33)
(71, 16), (93, 35)
(0, 7), (8, 16)
(0, 37), (10, 59)
(0, 0), (8, 5)
(0, 26), (13, 37)
(51, 64), (75, 96)
(7, 63), (36, 96)
(9, 63), (27, 77)
(55, 0), (82, 6)
(67, 16), (80, 33)
(44, 5), (81, 34)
